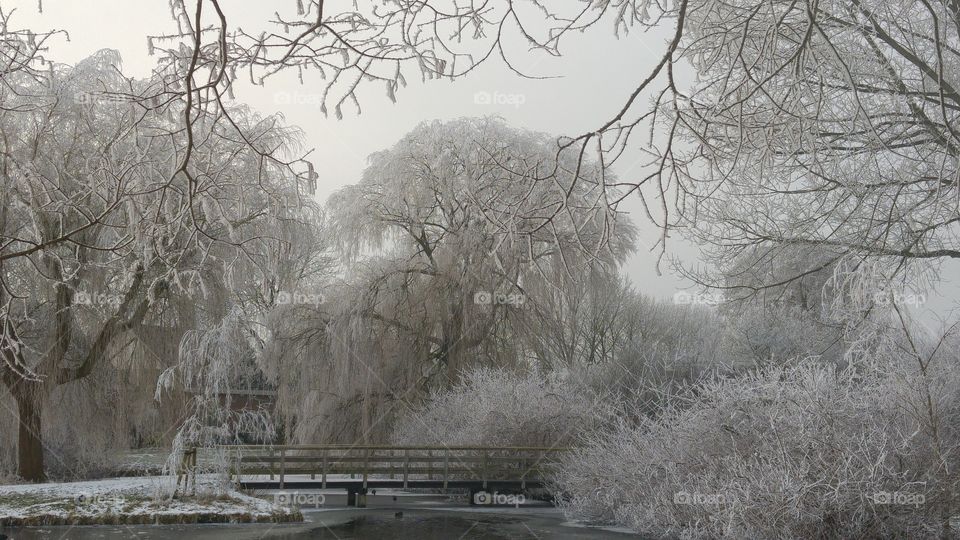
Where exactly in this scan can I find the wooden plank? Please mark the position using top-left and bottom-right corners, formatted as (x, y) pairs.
(237, 455), (536, 464)
(236, 466), (542, 477)
(217, 444), (573, 452)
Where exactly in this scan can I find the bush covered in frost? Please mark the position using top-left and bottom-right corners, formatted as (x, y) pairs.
(392, 367), (618, 447)
(554, 343), (960, 539)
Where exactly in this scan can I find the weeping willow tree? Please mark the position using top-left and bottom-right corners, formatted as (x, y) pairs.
(265, 117), (636, 444)
(0, 40), (319, 480)
(159, 195), (330, 465)
(148, 110), (326, 477)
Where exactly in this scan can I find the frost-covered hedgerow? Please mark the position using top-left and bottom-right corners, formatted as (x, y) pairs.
(392, 367), (618, 448)
(554, 345), (960, 539)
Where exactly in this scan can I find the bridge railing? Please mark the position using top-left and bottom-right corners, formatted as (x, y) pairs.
(217, 444), (571, 490)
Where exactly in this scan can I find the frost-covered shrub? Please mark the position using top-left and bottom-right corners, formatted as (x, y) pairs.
(392, 367), (618, 447)
(721, 302), (846, 368)
(565, 296), (743, 420)
(555, 348), (960, 539)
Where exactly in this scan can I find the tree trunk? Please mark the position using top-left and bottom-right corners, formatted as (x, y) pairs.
(444, 302), (466, 384)
(12, 383), (46, 482)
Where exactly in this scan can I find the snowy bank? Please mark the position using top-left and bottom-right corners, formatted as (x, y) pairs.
(0, 475), (300, 526)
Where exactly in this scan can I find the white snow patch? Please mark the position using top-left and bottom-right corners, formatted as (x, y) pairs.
(0, 475), (290, 522)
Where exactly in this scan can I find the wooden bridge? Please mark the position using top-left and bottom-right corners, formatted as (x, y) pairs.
(199, 444), (570, 506)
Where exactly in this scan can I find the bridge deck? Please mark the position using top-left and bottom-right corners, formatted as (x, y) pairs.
(180, 445), (570, 504)
(237, 479), (546, 490)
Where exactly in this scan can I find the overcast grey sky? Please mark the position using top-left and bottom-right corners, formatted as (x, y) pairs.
(8, 0), (959, 324)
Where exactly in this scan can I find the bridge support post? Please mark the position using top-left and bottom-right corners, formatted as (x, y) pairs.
(347, 487), (367, 508)
(362, 448), (369, 491)
(520, 455), (527, 490)
(322, 449), (328, 489)
(443, 454), (449, 490)
(232, 448), (240, 487)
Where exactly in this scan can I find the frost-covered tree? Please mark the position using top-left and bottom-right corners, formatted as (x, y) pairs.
(329, 117), (632, 373)
(707, 246), (848, 368)
(266, 117), (634, 444)
(0, 46), (317, 481)
(520, 271), (647, 370)
(147, 1), (641, 118)
(659, 0), (960, 303)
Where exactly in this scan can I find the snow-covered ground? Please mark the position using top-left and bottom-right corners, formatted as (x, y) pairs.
(0, 475), (299, 526)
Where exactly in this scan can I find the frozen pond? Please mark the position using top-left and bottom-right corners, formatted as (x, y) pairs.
(1, 507), (638, 539)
